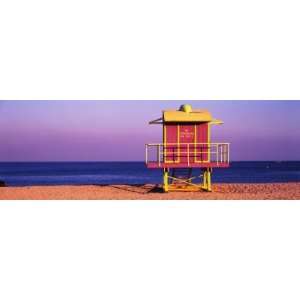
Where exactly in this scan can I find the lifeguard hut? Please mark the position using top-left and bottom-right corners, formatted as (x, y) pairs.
(145, 104), (230, 192)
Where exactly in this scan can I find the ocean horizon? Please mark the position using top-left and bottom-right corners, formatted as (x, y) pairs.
(0, 161), (299, 187)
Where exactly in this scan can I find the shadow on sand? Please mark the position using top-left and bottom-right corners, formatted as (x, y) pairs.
(94, 184), (164, 195)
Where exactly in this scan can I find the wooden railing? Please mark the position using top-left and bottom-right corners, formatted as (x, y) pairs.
(145, 143), (230, 166)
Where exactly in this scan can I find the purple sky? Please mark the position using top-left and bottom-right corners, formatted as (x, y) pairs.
(0, 100), (299, 161)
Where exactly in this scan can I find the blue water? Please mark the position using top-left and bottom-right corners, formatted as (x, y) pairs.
(0, 162), (299, 187)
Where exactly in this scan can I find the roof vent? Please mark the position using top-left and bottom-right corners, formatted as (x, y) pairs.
(179, 104), (192, 113)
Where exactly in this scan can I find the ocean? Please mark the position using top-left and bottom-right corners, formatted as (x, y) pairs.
(0, 161), (299, 187)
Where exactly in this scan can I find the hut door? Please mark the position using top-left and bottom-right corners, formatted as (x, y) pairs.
(179, 125), (195, 164)
(164, 124), (179, 163)
(195, 123), (209, 162)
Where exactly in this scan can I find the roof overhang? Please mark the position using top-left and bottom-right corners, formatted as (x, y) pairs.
(149, 117), (163, 124)
(209, 119), (224, 125)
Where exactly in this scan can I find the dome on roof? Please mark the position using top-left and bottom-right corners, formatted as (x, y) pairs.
(179, 104), (192, 113)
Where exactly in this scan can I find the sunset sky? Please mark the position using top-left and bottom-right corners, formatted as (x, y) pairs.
(0, 100), (299, 161)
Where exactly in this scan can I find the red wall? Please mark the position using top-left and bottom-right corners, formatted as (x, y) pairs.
(164, 123), (209, 163)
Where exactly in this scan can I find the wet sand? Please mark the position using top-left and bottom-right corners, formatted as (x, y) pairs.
(0, 183), (300, 200)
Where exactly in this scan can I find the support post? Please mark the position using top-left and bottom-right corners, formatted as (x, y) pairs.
(203, 170), (207, 190)
(202, 168), (212, 192)
(207, 168), (212, 192)
(163, 168), (169, 193)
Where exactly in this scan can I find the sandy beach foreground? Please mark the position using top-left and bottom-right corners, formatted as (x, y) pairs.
(0, 183), (300, 200)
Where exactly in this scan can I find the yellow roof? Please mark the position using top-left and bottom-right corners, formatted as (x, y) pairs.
(163, 109), (213, 122)
(149, 104), (223, 124)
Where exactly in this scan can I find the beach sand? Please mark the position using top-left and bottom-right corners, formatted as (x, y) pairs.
(0, 182), (300, 200)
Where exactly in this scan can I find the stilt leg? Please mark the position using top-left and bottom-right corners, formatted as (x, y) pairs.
(202, 168), (212, 192)
(163, 169), (169, 192)
(206, 168), (212, 192)
(203, 170), (207, 190)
